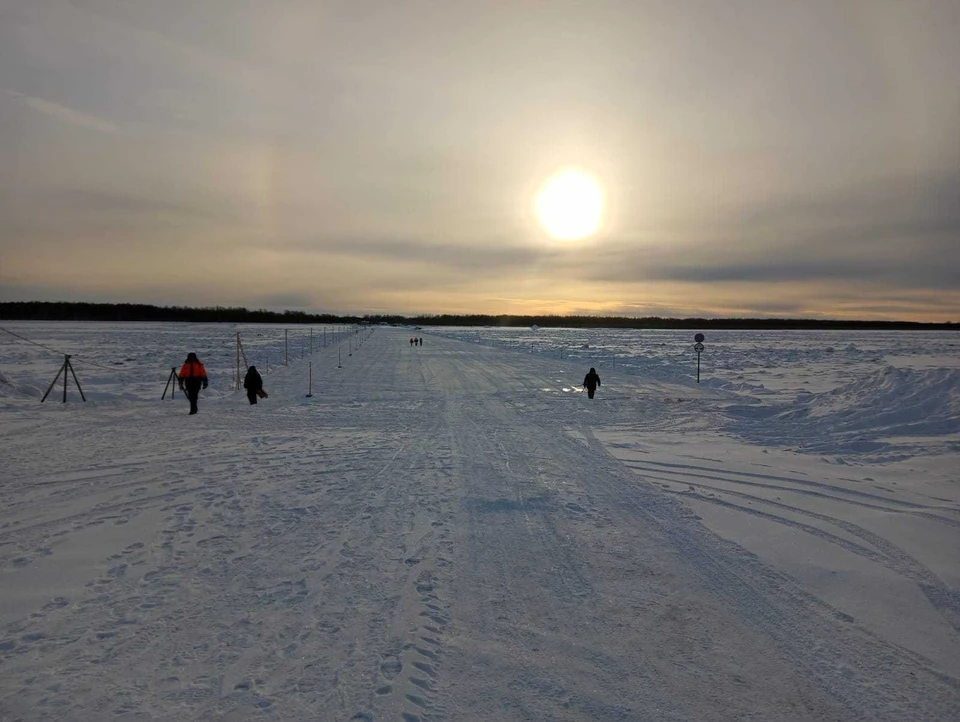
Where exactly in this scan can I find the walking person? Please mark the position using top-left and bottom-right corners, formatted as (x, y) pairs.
(178, 352), (208, 415)
(582, 367), (601, 399)
(243, 365), (263, 405)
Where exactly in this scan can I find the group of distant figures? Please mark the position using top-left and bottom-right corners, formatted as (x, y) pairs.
(409, 337), (423, 346)
(175, 347), (601, 416)
(176, 352), (265, 415)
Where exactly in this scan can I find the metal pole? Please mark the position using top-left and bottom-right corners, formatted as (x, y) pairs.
(63, 354), (69, 402)
(285, 330), (289, 366)
(307, 361), (313, 397)
(697, 352), (701, 383)
(338, 346), (342, 368)
(236, 332), (241, 390)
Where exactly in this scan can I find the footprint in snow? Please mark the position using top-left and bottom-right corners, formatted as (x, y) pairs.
(380, 655), (402, 680)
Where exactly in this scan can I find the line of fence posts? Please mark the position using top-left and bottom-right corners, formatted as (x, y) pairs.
(39, 325), (360, 405)
(172, 325), (369, 406)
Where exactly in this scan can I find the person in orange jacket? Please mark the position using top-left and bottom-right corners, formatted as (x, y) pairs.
(178, 352), (208, 415)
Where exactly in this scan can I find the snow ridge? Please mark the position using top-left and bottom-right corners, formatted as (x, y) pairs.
(725, 366), (960, 459)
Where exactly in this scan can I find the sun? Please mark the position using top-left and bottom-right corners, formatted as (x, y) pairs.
(535, 170), (604, 240)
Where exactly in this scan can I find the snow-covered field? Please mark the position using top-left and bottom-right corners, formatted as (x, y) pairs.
(1, 322), (958, 720)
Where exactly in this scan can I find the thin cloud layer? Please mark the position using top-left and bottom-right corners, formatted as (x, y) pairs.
(0, 1), (957, 320)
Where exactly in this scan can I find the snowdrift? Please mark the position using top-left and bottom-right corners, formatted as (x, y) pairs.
(725, 366), (960, 459)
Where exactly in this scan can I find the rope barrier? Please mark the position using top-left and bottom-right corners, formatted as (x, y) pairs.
(0, 325), (65, 356)
(0, 325), (143, 373)
(2, 323), (363, 387)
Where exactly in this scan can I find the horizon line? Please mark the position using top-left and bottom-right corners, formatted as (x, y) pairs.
(0, 300), (955, 327)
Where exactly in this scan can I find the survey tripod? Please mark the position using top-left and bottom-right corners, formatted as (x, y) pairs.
(41, 354), (86, 403)
(161, 367), (180, 400)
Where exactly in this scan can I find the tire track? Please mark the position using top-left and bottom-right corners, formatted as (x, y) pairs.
(665, 484), (960, 632)
(631, 459), (942, 510)
(573, 422), (960, 720)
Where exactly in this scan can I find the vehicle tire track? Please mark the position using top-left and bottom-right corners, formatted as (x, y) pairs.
(573, 422), (960, 720)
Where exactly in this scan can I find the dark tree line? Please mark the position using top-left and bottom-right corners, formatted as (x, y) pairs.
(1, 302), (954, 330)
(0, 302), (357, 324)
(364, 313), (954, 330)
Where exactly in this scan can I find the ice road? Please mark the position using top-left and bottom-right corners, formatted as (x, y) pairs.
(1, 327), (958, 721)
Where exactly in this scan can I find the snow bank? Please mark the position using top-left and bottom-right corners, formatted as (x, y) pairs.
(725, 366), (960, 460)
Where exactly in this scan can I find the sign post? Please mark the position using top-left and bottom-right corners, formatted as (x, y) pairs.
(693, 333), (705, 383)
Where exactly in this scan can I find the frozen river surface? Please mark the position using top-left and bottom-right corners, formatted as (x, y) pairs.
(1, 323), (958, 720)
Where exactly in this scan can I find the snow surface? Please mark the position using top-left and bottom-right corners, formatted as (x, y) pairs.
(1, 322), (958, 720)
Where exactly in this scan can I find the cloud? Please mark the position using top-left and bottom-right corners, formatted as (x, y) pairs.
(10, 91), (118, 133)
(31, 188), (217, 218)
(583, 170), (960, 293)
(314, 237), (549, 272)
(1, 2), (957, 321)
(254, 293), (314, 310)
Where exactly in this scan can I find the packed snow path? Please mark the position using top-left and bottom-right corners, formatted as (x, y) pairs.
(1, 328), (958, 721)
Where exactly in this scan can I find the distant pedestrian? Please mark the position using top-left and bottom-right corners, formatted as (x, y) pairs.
(582, 367), (601, 399)
(410, 337), (414, 346)
(419, 337), (423, 346)
(243, 365), (264, 405)
(178, 352), (208, 415)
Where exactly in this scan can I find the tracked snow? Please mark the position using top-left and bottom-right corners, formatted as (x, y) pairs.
(1, 324), (958, 720)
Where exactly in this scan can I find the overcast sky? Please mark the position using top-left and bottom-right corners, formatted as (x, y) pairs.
(1, 0), (957, 320)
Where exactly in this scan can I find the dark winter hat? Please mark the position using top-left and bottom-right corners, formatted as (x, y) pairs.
(186, 352), (198, 361)
(590, 367), (596, 372)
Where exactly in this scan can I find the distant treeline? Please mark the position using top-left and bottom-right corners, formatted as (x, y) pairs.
(0, 302), (955, 330)
(378, 314), (956, 330)
(0, 302), (358, 324)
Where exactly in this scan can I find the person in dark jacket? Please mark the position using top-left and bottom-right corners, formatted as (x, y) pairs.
(178, 352), (208, 415)
(583, 367), (601, 399)
(243, 365), (263, 405)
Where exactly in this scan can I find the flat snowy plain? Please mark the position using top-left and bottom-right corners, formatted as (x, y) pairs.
(1, 322), (958, 721)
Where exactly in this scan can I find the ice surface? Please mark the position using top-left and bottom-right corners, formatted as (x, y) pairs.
(1, 323), (958, 720)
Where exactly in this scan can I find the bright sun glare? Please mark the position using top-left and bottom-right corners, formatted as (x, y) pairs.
(536, 170), (604, 241)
